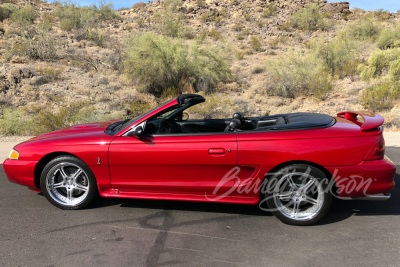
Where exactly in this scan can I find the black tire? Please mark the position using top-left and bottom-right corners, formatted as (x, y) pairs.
(40, 156), (97, 210)
(262, 164), (332, 226)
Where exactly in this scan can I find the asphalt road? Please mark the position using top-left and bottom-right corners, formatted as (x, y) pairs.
(0, 149), (399, 267)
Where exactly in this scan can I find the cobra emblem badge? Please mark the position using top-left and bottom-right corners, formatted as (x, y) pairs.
(97, 157), (101, 165)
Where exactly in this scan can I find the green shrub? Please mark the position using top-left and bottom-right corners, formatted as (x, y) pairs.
(208, 28), (221, 40)
(0, 4), (16, 21)
(36, 66), (64, 79)
(236, 28), (249, 40)
(389, 58), (400, 81)
(311, 37), (359, 77)
(341, 18), (380, 41)
(33, 101), (98, 134)
(55, 1), (118, 31)
(96, 1), (118, 21)
(0, 108), (34, 135)
(0, 102), (112, 136)
(358, 48), (400, 81)
(43, 14), (54, 24)
(8, 31), (59, 60)
(376, 25), (400, 49)
(249, 36), (262, 51)
(39, 14), (54, 31)
(360, 81), (400, 111)
(132, 2), (146, 9)
(268, 36), (288, 48)
(160, 87), (179, 100)
(358, 47), (400, 110)
(76, 28), (108, 47)
(87, 28), (107, 47)
(266, 50), (334, 99)
(153, 0), (191, 38)
(347, 7), (366, 20)
(55, 3), (84, 30)
(189, 94), (232, 119)
(201, 9), (227, 23)
(262, 3), (277, 18)
(122, 33), (232, 95)
(10, 4), (37, 25)
(374, 9), (391, 21)
(195, 29), (207, 42)
(123, 100), (152, 117)
(232, 23), (243, 32)
(235, 49), (245, 60)
(256, 19), (264, 28)
(289, 3), (330, 31)
(243, 11), (252, 21)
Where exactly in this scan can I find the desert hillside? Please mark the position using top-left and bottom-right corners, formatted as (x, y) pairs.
(0, 0), (399, 135)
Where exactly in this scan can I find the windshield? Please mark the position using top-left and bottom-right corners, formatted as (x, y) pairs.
(115, 99), (174, 133)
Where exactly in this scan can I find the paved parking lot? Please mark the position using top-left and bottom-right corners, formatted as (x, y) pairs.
(0, 148), (399, 267)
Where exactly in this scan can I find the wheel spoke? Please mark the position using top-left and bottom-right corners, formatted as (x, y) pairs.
(52, 181), (65, 189)
(300, 179), (315, 192)
(59, 167), (68, 179)
(74, 184), (88, 192)
(303, 195), (319, 206)
(66, 188), (73, 202)
(277, 192), (292, 201)
(287, 175), (297, 190)
(292, 201), (300, 218)
(71, 169), (83, 181)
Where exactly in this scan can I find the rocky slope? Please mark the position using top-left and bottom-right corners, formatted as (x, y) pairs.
(0, 0), (399, 134)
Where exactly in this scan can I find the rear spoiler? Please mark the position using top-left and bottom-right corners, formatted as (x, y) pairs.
(337, 111), (384, 131)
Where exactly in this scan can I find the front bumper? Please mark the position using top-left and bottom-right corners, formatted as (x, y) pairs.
(3, 158), (38, 189)
(327, 156), (396, 198)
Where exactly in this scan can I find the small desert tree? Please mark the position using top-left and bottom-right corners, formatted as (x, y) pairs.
(265, 50), (334, 100)
(289, 3), (330, 31)
(122, 33), (232, 95)
(358, 47), (400, 110)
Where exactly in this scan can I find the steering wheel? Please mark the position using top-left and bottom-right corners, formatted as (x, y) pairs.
(158, 119), (181, 134)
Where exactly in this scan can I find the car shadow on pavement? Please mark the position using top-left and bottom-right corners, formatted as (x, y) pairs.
(91, 171), (400, 225)
(318, 171), (400, 225)
(94, 197), (270, 216)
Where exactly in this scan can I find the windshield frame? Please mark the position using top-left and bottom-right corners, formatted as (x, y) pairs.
(113, 97), (179, 136)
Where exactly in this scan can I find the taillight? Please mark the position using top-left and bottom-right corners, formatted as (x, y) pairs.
(374, 138), (385, 158)
(365, 137), (385, 160)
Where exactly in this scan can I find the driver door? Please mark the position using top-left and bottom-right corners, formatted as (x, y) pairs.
(108, 133), (237, 196)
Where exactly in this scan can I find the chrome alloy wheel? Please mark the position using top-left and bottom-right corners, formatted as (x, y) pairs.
(45, 162), (90, 207)
(273, 172), (324, 221)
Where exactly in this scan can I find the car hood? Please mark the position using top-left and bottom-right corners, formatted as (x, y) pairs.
(24, 120), (120, 143)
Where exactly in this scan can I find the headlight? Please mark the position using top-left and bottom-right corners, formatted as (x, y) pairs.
(9, 149), (19, 160)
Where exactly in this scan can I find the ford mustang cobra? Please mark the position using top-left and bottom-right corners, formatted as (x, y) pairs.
(3, 94), (396, 225)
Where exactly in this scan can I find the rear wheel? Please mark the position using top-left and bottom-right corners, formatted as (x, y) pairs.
(263, 164), (332, 226)
(40, 156), (97, 210)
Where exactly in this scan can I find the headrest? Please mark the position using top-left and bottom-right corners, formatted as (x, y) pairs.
(229, 119), (241, 129)
(233, 112), (244, 122)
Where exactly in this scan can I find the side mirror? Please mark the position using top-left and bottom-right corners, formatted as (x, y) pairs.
(134, 126), (144, 138)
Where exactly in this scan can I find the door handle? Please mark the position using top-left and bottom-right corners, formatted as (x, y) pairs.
(209, 148), (225, 154)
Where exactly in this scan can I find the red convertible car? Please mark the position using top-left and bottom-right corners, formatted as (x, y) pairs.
(4, 94), (396, 225)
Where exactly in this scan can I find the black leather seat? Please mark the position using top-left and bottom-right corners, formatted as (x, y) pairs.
(224, 119), (241, 132)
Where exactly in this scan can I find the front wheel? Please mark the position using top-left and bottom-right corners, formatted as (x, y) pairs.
(40, 156), (97, 210)
(262, 164), (332, 226)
